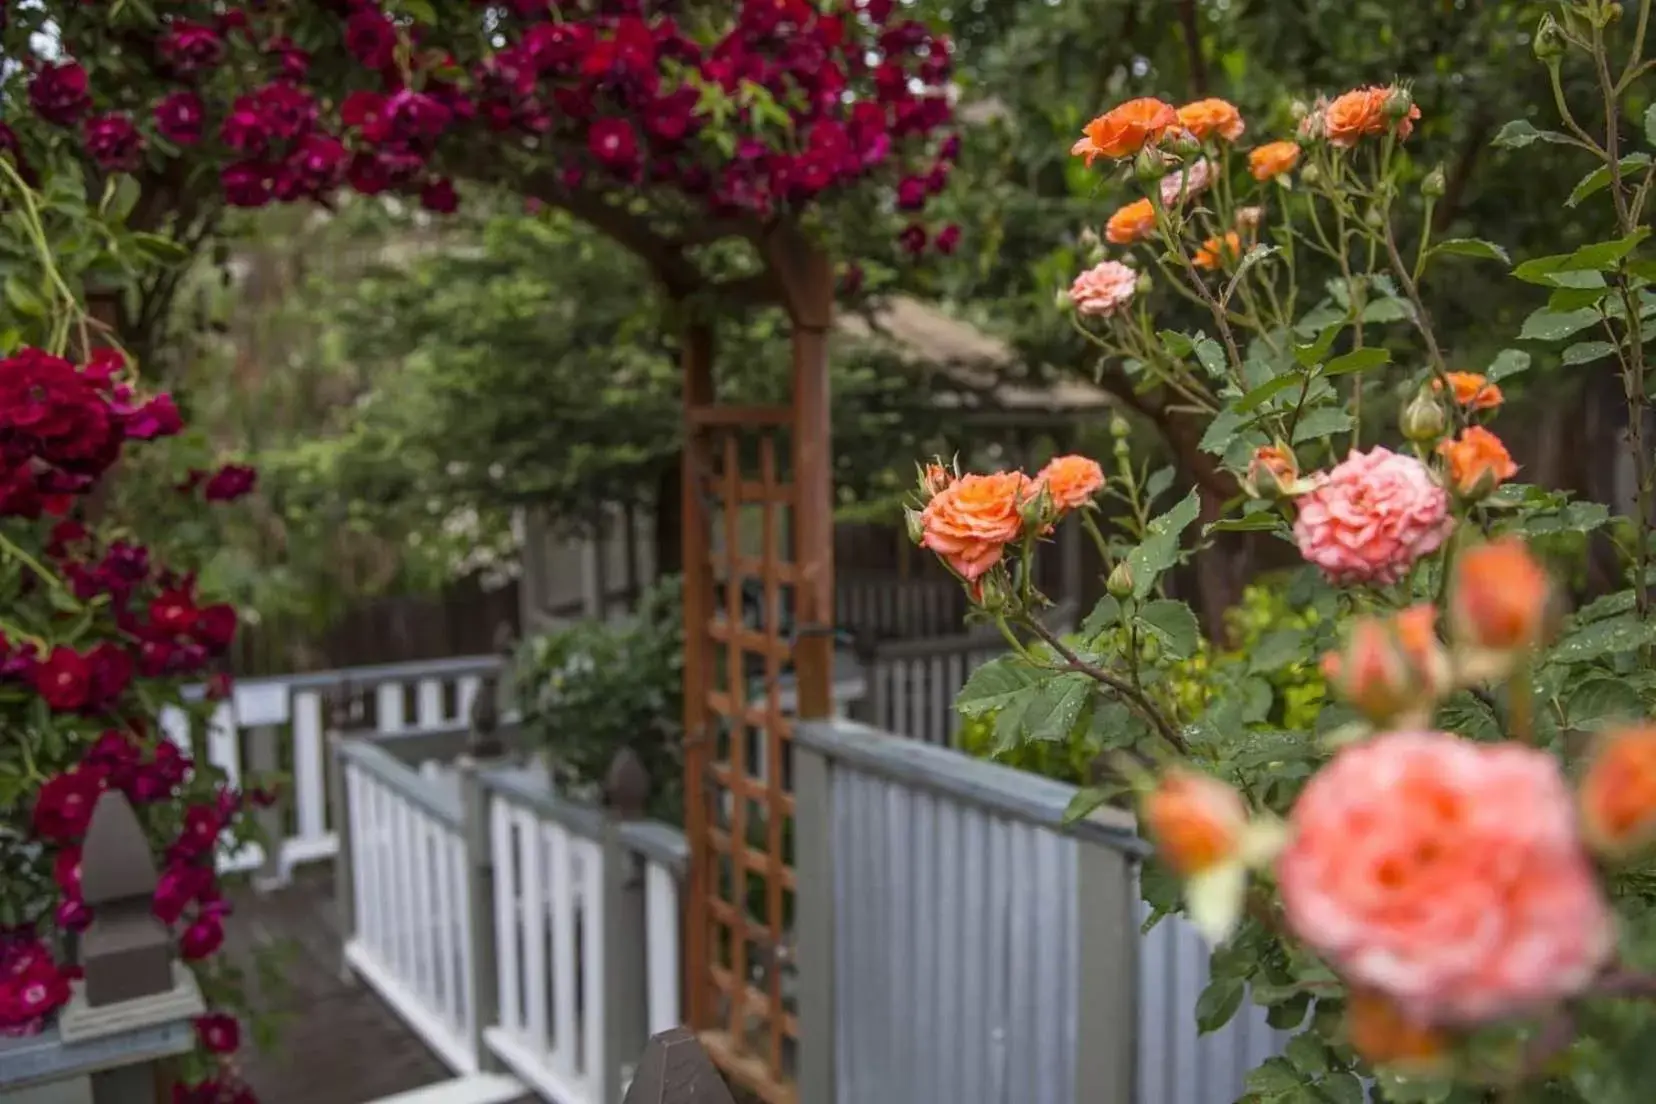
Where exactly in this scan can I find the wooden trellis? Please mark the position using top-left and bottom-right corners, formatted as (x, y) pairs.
(680, 229), (834, 1104)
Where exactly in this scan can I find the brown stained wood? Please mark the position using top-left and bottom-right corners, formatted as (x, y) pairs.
(681, 320), (717, 1032)
(698, 1032), (798, 1104)
(622, 1028), (738, 1104)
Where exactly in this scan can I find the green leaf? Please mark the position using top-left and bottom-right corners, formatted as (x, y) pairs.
(1564, 227), (1652, 270)
(1551, 614), (1656, 664)
(1562, 340), (1616, 366)
(1492, 119), (1573, 149)
(1360, 296), (1411, 324)
(1234, 372), (1302, 412)
(1321, 347), (1391, 376)
(1158, 330), (1195, 357)
(1208, 513), (1283, 533)
(1125, 489), (1201, 598)
(1194, 336), (1226, 378)
(130, 232), (191, 265)
(1645, 102), (1656, 148)
(954, 655), (1038, 717)
(1079, 596), (1122, 639)
(1519, 306), (1601, 342)
(1062, 785), (1115, 825)
(1374, 1070), (1455, 1104)
(1566, 154), (1654, 208)
(1249, 628), (1307, 673)
(1264, 993), (1312, 1030)
(1486, 348), (1531, 381)
(1431, 238), (1510, 264)
(1138, 599), (1200, 659)
(1319, 1072), (1366, 1104)
(1567, 677), (1645, 730)
(1293, 324), (1342, 369)
(1198, 409), (1245, 455)
(994, 672), (1092, 745)
(1285, 1033), (1330, 1076)
(1244, 1057), (1305, 1096)
(1291, 406), (1353, 444)
(3, 275), (46, 318)
(1195, 975), (1246, 1034)
(1139, 857), (1181, 916)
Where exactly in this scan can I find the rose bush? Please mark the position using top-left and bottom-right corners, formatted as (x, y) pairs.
(917, 1), (1656, 1098)
(2, 159), (267, 1098)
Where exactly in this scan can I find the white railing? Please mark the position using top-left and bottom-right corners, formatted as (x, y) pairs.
(340, 739), (482, 1075)
(159, 655), (503, 881)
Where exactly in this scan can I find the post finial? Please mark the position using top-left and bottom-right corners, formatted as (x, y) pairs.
(620, 1028), (737, 1104)
(603, 746), (651, 819)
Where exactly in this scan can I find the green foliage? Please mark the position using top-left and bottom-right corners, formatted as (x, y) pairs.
(512, 576), (685, 823)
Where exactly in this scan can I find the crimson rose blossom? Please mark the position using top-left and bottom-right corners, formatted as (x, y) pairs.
(155, 92), (206, 145)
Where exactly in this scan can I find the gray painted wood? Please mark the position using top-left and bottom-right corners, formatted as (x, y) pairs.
(1074, 837), (1136, 1104)
(456, 758), (503, 1074)
(0, 1018), (192, 1095)
(792, 745), (834, 1104)
(338, 739), (464, 828)
(599, 816), (649, 1104)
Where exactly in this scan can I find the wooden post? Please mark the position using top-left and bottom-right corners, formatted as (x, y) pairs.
(621, 1028), (738, 1104)
(791, 743), (835, 1104)
(600, 748), (653, 1102)
(679, 318), (716, 1032)
(456, 758), (503, 1072)
(324, 688), (357, 981)
(1073, 842), (1139, 1103)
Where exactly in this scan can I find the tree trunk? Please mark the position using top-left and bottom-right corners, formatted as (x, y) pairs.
(653, 454), (684, 579)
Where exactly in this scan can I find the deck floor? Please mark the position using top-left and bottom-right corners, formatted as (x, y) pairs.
(226, 871), (532, 1104)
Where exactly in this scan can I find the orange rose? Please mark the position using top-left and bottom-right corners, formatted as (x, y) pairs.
(1346, 990), (1449, 1073)
(1193, 231), (1242, 271)
(1450, 538), (1550, 654)
(1034, 454), (1105, 512)
(1581, 725), (1656, 858)
(1431, 371), (1503, 411)
(1248, 140), (1301, 180)
(1105, 198), (1157, 245)
(1437, 426), (1518, 497)
(1325, 85), (1421, 149)
(1176, 98), (1245, 142)
(1321, 604), (1450, 725)
(1072, 98), (1179, 164)
(918, 470), (1031, 581)
(1143, 770), (1247, 876)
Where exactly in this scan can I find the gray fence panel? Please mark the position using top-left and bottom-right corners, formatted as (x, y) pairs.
(830, 766), (1079, 1104)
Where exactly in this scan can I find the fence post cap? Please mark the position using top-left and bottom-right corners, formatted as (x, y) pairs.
(603, 747), (650, 819)
(78, 790), (176, 1008)
(620, 1028), (737, 1104)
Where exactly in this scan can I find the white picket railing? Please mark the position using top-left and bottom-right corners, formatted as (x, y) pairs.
(159, 655), (503, 881)
(341, 740), (482, 1075)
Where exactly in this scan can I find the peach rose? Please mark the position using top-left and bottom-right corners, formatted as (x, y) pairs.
(1034, 454), (1105, 512)
(919, 470), (1031, 581)
(1144, 770), (1247, 876)
(1159, 158), (1213, 207)
(1193, 231), (1241, 271)
(1292, 447), (1453, 585)
(1279, 730), (1615, 1025)
(1432, 371), (1503, 411)
(1176, 98), (1246, 142)
(1438, 426), (1518, 497)
(1346, 989), (1448, 1073)
(1068, 260), (1137, 318)
(1249, 140), (1302, 180)
(1581, 725), (1656, 858)
(1325, 85), (1421, 149)
(1322, 604), (1450, 724)
(1105, 198), (1157, 245)
(1450, 538), (1550, 653)
(1072, 98), (1179, 164)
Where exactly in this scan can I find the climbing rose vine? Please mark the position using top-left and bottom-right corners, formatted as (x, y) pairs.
(917, 2), (1656, 1097)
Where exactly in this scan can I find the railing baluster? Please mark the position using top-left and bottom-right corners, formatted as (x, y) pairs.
(492, 796), (522, 1037)
(548, 821), (579, 1081)
(519, 809), (550, 1054)
(644, 861), (681, 1036)
(578, 834), (606, 1089)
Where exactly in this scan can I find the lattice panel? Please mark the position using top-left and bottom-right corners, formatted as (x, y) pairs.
(683, 405), (803, 1104)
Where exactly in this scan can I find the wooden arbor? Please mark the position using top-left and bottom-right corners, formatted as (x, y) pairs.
(671, 222), (836, 1102)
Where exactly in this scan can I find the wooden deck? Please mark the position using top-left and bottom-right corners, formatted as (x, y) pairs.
(225, 870), (530, 1104)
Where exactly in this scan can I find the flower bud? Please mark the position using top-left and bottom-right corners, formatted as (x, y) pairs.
(1383, 86), (1415, 122)
(1056, 284), (1076, 313)
(1321, 604), (1450, 726)
(903, 505), (925, 545)
(1134, 146), (1175, 186)
(1078, 226), (1106, 266)
(1143, 770), (1247, 876)
(1018, 482), (1053, 531)
(1135, 271), (1154, 296)
(1162, 128), (1202, 160)
(1346, 990), (1448, 1075)
(1580, 725), (1656, 859)
(1244, 444), (1299, 499)
(917, 459), (955, 499)
(1533, 13), (1567, 61)
(973, 571), (1010, 613)
(1106, 560), (1135, 600)
(1449, 538), (1551, 676)
(1300, 162), (1323, 187)
(1364, 206), (1386, 230)
(1607, 2), (1624, 24)
(1109, 413), (1133, 440)
(1421, 164), (1447, 199)
(1289, 99), (1310, 122)
(1400, 389), (1448, 443)
(1437, 426), (1518, 500)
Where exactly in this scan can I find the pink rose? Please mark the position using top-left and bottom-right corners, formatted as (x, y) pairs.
(1068, 260), (1138, 318)
(1158, 158), (1212, 207)
(1279, 731), (1614, 1025)
(1292, 446), (1452, 585)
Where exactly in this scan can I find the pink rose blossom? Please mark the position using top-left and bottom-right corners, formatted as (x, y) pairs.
(1292, 446), (1452, 585)
(1279, 731), (1615, 1026)
(1068, 260), (1137, 318)
(1158, 158), (1212, 207)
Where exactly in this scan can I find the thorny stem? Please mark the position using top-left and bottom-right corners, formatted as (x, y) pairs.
(1018, 613), (1190, 756)
(1378, 217), (1460, 409)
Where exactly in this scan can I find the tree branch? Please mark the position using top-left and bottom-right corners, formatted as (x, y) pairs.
(1019, 614), (1190, 756)
(1177, 0), (1209, 96)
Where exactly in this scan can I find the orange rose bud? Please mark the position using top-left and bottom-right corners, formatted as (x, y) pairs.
(1322, 604), (1450, 725)
(1346, 989), (1448, 1074)
(1193, 231), (1242, 271)
(1432, 371), (1503, 411)
(1034, 454), (1105, 513)
(1105, 197), (1157, 245)
(918, 460), (955, 498)
(1450, 538), (1550, 655)
(1143, 770), (1247, 876)
(1176, 98), (1245, 142)
(1245, 444), (1299, 499)
(1438, 426), (1518, 499)
(1248, 140), (1301, 180)
(1073, 98), (1179, 164)
(1580, 725), (1656, 858)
